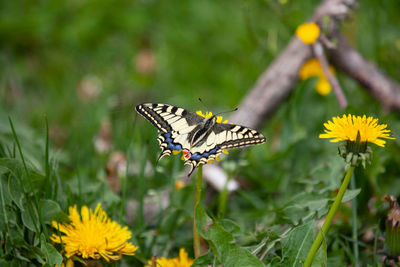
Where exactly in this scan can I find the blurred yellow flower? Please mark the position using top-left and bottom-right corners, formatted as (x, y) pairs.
(296, 22), (320, 44)
(175, 179), (186, 190)
(146, 248), (194, 267)
(315, 78), (331, 96)
(396, 40), (400, 51)
(319, 114), (395, 147)
(299, 58), (323, 79)
(51, 203), (137, 262)
(299, 58), (335, 95)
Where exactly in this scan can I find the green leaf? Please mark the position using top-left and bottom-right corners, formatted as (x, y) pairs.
(21, 205), (39, 232)
(8, 224), (28, 247)
(0, 158), (46, 197)
(281, 192), (330, 224)
(220, 219), (241, 235)
(192, 252), (214, 266)
(0, 166), (9, 175)
(0, 173), (12, 205)
(194, 204), (214, 239)
(30, 170), (46, 193)
(25, 246), (46, 264)
(8, 174), (24, 210)
(40, 199), (67, 225)
(282, 220), (316, 267)
(14, 249), (31, 262)
(40, 234), (63, 267)
(341, 188), (361, 203)
(312, 236), (327, 267)
(195, 205), (265, 266)
(0, 158), (26, 210)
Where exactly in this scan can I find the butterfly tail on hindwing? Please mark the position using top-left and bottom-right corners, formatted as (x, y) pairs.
(156, 134), (172, 163)
(186, 162), (197, 177)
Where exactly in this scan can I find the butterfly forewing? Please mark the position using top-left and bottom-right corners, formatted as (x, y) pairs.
(136, 103), (203, 133)
(214, 124), (266, 150)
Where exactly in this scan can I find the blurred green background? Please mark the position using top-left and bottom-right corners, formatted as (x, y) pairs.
(1, 0), (400, 265)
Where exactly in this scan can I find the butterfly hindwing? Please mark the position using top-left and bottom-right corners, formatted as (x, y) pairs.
(136, 103), (266, 176)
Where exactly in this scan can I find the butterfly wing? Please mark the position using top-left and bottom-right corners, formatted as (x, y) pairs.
(183, 123), (266, 175)
(136, 103), (203, 133)
(136, 103), (266, 176)
(136, 103), (204, 161)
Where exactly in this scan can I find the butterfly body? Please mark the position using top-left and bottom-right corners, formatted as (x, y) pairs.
(136, 103), (265, 175)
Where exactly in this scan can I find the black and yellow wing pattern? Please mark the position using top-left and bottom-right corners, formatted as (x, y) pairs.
(136, 103), (265, 175)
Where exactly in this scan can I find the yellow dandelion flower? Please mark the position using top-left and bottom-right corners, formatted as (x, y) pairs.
(51, 203), (138, 262)
(319, 114), (395, 147)
(299, 58), (335, 95)
(315, 77), (331, 95)
(299, 58), (336, 79)
(146, 248), (194, 267)
(299, 58), (324, 79)
(296, 22), (320, 44)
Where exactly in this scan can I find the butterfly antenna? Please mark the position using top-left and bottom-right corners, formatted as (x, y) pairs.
(198, 98), (210, 111)
(214, 107), (238, 117)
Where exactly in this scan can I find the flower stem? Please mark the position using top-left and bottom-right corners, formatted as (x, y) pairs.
(303, 166), (355, 267)
(193, 165), (203, 258)
(350, 174), (359, 267)
(218, 177), (229, 218)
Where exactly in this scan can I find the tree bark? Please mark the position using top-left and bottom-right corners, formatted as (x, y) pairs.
(329, 33), (400, 112)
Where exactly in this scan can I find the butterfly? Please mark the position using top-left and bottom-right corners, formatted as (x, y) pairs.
(136, 103), (266, 176)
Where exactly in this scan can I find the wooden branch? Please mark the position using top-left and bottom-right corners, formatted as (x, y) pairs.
(228, 38), (312, 129)
(227, 0), (357, 129)
(327, 33), (400, 112)
(313, 42), (348, 109)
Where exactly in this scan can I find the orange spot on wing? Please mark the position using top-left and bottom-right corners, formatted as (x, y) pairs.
(182, 149), (191, 160)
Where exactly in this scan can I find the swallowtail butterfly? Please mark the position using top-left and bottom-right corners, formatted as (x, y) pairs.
(136, 103), (266, 176)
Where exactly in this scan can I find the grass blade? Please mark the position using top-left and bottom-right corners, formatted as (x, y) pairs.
(8, 117), (48, 237)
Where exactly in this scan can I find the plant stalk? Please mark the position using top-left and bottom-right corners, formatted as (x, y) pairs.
(303, 166), (355, 267)
(193, 165), (203, 258)
(350, 174), (359, 267)
(218, 179), (228, 218)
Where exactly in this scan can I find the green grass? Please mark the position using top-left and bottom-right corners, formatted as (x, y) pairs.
(1, 0), (400, 266)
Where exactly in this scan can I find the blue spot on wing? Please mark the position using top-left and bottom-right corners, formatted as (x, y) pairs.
(161, 133), (220, 161)
(190, 146), (219, 161)
(163, 133), (182, 151)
